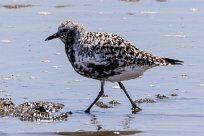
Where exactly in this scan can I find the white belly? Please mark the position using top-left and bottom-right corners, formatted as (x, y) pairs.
(105, 65), (150, 82)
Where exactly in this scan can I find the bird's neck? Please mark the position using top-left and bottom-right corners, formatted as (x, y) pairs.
(64, 31), (86, 65)
(65, 43), (76, 66)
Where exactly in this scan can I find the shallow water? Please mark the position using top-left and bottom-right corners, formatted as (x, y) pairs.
(0, 0), (204, 136)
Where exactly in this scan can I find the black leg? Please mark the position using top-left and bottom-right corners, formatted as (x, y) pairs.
(85, 81), (105, 113)
(118, 81), (142, 113)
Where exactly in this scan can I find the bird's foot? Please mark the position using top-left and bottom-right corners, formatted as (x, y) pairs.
(132, 105), (142, 114)
(84, 109), (91, 114)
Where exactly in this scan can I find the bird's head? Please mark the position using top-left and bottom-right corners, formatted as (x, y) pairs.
(45, 21), (86, 45)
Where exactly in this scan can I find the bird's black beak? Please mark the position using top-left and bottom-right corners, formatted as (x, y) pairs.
(45, 32), (59, 41)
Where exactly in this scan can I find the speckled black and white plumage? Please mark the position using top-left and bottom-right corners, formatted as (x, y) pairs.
(45, 21), (183, 113)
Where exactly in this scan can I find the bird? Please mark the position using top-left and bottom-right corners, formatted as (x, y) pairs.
(45, 21), (183, 114)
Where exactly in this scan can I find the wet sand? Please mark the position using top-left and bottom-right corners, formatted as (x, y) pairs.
(17, 131), (141, 136)
(0, 0), (204, 136)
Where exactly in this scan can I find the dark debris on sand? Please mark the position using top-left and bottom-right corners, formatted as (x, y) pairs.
(102, 94), (108, 97)
(1, 4), (34, 9)
(95, 92), (179, 110)
(54, 5), (73, 8)
(95, 100), (121, 109)
(55, 130), (140, 136)
(108, 100), (121, 105)
(134, 98), (156, 104)
(0, 98), (15, 117)
(120, 0), (140, 2)
(156, 94), (169, 100)
(0, 92), (179, 119)
(95, 101), (112, 109)
(0, 99), (71, 122)
(171, 93), (178, 97)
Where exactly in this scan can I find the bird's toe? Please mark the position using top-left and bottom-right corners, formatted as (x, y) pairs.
(132, 106), (142, 114)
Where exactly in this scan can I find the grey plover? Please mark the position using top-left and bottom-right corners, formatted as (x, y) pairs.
(45, 21), (183, 113)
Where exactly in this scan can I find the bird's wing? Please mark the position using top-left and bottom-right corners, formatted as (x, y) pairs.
(79, 32), (171, 78)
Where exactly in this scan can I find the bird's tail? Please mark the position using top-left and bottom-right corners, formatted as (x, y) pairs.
(163, 58), (184, 65)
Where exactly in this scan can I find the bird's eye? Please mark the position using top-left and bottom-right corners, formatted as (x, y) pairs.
(62, 29), (68, 32)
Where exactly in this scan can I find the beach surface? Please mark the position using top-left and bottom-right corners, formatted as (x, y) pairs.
(0, 0), (204, 136)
